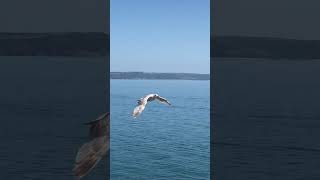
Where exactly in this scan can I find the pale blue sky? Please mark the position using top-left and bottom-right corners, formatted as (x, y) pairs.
(110, 0), (209, 74)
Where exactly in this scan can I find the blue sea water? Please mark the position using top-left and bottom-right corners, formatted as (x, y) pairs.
(4, 56), (320, 180)
(111, 80), (210, 180)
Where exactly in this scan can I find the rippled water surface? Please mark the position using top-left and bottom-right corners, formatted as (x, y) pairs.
(0, 57), (108, 180)
(111, 80), (210, 179)
(213, 59), (320, 180)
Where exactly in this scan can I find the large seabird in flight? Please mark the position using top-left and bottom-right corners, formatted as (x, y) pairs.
(132, 94), (171, 118)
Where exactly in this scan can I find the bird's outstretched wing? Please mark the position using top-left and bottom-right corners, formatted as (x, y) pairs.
(73, 136), (109, 179)
(132, 94), (154, 118)
(73, 112), (110, 179)
(132, 94), (171, 118)
(132, 104), (146, 118)
(84, 112), (110, 139)
(143, 94), (156, 103)
(155, 96), (171, 105)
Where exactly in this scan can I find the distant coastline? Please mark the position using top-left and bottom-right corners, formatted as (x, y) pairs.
(212, 36), (320, 59)
(1, 33), (319, 59)
(111, 72), (209, 80)
(0, 32), (108, 57)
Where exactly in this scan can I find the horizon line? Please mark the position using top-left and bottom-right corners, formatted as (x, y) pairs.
(110, 71), (210, 75)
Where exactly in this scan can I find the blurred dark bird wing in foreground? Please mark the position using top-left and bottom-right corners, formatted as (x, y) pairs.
(73, 112), (110, 179)
(85, 112), (110, 138)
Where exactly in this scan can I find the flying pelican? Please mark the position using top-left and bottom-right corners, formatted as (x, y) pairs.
(132, 94), (171, 118)
(73, 112), (110, 179)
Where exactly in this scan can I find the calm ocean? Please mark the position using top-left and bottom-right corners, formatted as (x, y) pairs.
(213, 59), (320, 180)
(0, 57), (108, 180)
(3, 57), (319, 179)
(110, 80), (210, 180)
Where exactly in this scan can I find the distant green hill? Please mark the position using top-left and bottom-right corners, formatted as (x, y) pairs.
(212, 36), (320, 59)
(111, 72), (209, 80)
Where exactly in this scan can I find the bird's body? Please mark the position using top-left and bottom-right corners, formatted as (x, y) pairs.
(132, 94), (171, 118)
(73, 112), (110, 179)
